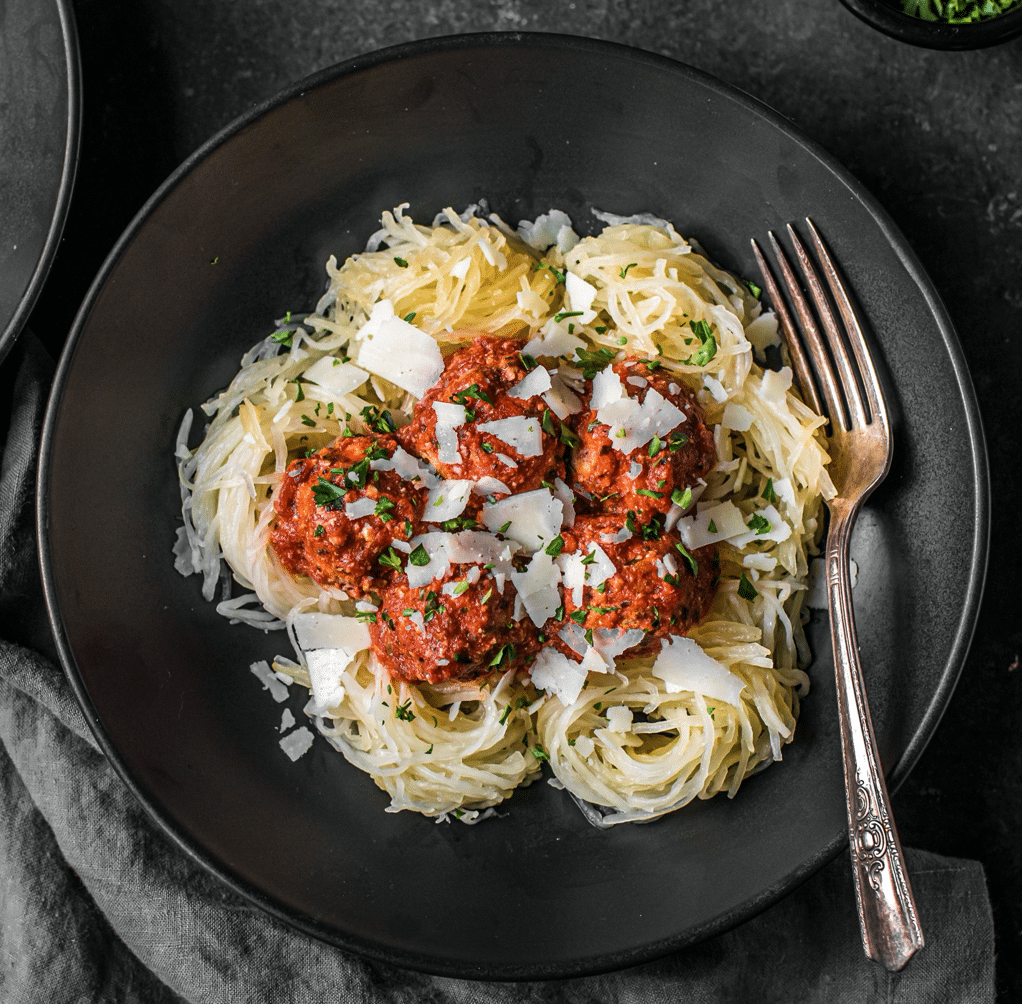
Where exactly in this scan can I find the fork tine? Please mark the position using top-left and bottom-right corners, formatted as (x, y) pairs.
(786, 225), (867, 431)
(750, 238), (824, 419)
(765, 230), (848, 429)
(804, 218), (890, 433)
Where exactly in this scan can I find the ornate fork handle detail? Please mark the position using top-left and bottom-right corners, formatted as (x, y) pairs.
(828, 501), (924, 971)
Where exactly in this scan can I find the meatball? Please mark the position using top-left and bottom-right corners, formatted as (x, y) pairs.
(570, 359), (715, 519)
(399, 335), (566, 495)
(370, 567), (540, 684)
(549, 514), (718, 661)
(270, 435), (428, 598)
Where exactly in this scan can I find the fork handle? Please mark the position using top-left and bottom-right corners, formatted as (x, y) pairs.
(827, 507), (925, 971)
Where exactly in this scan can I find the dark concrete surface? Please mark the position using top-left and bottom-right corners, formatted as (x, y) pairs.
(24, 0), (1022, 997)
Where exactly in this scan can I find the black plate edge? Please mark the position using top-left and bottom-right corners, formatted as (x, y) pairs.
(0, 0), (82, 367)
(35, 31), (991, 980)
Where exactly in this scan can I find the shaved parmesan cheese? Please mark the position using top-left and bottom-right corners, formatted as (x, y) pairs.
(279, 708), (296, 733)
(773, 477), (797, 509)
(523, 323), (586, 360)
(371, 446), (440, 488)
(305, 648), (352, 709)
(509, 551), (562, 627)
(729, 504), (792, 548)
(676, 500), (748, 550)
(496, 453), (518, 468)
(426, 480), (473, 521)
(446, 531), (515, 567)
(355, 300), (444, 397)
(344, 497), (376, 519)
(508, 365), (552, 400)
(652, 636), (746, 707)
(292, 613), (371, 654)
(605, 706), (633, 733)
(590, 366), (624, 410)
(597, 386), (686, 453)
(250, 660), (289, 703)
(481, 489), (564, 550)
(601, 525), (633, 544)
(432, 401), (466, 464)
(477, 416), (543, 457)
(451, 256), (471, 280)
(746, 313), (781, 355)
(530, 646), (588, 706)
(626, 376), (648, 389)
(518, 209), (579, 253)
(405, 531), (451, 587)
(591, 627), (645, 663)
(557, 550), (586, 607)
(574, 734), (595, 757)
(721, 402), (754, 432)
(557, 622), (589, 657)
(542, 372), (583, 419)
(551, 477), (576, 527)
(564, 271), (598, 323)
(472, 476), (512, 497)
(301, 356), (370, 398)
(702, 375), (728, 402)
(279, 727), (315, 761)
(761, 366), (793, 402)
(744, 553), (778, 572)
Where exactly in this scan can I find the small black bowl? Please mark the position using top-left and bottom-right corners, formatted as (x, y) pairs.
(838, 0), (1022, 48)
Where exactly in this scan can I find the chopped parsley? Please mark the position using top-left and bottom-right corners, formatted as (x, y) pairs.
(311, 477), (345, 507)
(559, 424), (580, 448)
(573, 345), (616, 379)
(542, 409), (556, 436)
(531, 744), (550, 762)
(394, 256), (409, 268)
(519, 352), (538, 371)
(635, 488), (663, 499)
(619, 262), (638, 279)
(300, 414), (317, 428)
(408, 544), (430, 566)
(313, 524), (325, 537)
(748, 513), (772, 535)
(685, 319), (718, 366)
(451, 383), (493, 407)
(452, 580), (470, 596)
(744, 279), (762, 298)
(648, 434), (662, 457)
(374, 496), (396, 522)
(378, 547), (402, 571)
(553, 310), (584, 323)
(671, 486), (693, 508)
(674, 540), (698, 576)
(545, 535), (566, 557)
(762, 479), (778, 503)
(395, 699), (415, 721)
(738, 572), (759, 600)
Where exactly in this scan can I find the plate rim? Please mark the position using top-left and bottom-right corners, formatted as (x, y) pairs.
(36, 30), (990, 979)
(0, 0), (82, 366)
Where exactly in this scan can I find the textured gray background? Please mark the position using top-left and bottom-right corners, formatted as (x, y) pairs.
(20, 0), (1022, 997)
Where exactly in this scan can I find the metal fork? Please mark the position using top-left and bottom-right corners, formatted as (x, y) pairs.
(751, 221), (925, 972)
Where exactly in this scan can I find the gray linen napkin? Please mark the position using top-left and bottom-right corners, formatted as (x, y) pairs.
(0, 334), (996, 1004)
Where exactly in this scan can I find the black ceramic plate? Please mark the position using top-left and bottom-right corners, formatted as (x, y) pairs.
(38, 34), (987, 979)
(0, 0), (80, 365)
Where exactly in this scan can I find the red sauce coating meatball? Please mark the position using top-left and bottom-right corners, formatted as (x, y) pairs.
(570, 359), (715, 519)
(370, 567), (540, 684)
(270, 435), (429, 598)
(549, 514), (719, 661)
(399, 335), (567, 495)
